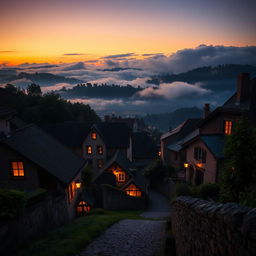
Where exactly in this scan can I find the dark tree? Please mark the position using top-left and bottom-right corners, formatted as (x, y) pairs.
(27, 83), (42, 96)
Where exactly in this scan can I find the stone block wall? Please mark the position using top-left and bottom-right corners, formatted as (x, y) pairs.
(0, 193), (69, 255)
(171, 197), (256, 256)
(102, 185), (147, 210)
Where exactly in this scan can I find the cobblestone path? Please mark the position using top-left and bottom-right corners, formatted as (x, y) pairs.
(78, 219), (166, 256)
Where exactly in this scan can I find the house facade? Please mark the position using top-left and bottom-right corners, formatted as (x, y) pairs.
(0, 108), (87, 218)
(83, 123), (132, 174)
(183, 73), (256, 185)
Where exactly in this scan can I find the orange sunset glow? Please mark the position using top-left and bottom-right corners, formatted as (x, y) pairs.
(1, 0), (256, 65)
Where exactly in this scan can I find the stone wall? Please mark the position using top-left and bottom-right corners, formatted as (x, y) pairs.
(102, 185), (147, 210)
(171, 197), (256, 256)
(0, 192), (69, 255)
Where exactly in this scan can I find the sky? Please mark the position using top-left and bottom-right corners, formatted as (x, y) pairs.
(1, 0), (256, 65)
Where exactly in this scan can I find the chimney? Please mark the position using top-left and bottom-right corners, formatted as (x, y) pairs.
(204, 103), (210, 118)
(236, 73), (250, 104)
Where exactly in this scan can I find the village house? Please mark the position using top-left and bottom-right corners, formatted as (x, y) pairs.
(160, 118), (202, 171)
(161, 73), (256, 185)
(93, 150), (147, 199)
(0, 107), (87, 218)
(183, 73), (256, 185)
(83, 122), (132, 174)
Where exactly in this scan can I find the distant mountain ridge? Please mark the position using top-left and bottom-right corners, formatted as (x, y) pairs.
(0, 71), (83, 86)
(147, 64), (256, 85)
(143, 107), (204, 132)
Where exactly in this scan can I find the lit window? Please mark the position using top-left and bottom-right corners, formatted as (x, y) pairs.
(125, 184), (141, 197)
(67, 181), (76, 203)
(97, 145), (103, 155)
(91, 132), (97, 140)
(97, 159), (103, 169)
(76, 201), (91, 216)
(87, 146), (92, 155)
(113, 170), (125, 182)
(11, 161), (25, 177)
(224, 120), (232, 135)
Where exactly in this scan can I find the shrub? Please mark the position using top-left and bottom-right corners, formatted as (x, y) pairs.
(175, 183), (192, 196)
(197, 183), (220, 200)
(0, 189), (26, 220)
(191, 186), (199, 197)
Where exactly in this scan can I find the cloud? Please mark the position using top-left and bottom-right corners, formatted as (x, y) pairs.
(63, 53), (86, 56)
(135, 82), (211, 100)
(102, 53), (136, 59)
(141, 53), (163, 57)
(0, 51), (16, 54)
(61, 62), (86, 71)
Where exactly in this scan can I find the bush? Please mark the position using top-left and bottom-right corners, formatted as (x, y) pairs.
(197, 183), (220, 200)
(191, 186), (199, 197)
(0, 189), (26, 220)
(175, 183), (192, 196)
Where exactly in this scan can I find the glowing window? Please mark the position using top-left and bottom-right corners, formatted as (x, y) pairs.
(91, 132), (97, 140)
(11, 161), (25, 177)
(224, 120), (232, 135)
(125, 184), (142, 197)
(113, 170), (125, 182)
(87, 146), (92, 155)
(76, 201), (91, 216)
(97, 159), (103, 169)
(67, 181), (76, 203)
(97, 145), (103, 155)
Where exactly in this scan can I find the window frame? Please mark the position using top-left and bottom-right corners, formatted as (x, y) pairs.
(224, 120), (232, 135)
(194, 147), (207, 163)
(97, 159), (103, 169)
(9, 160), (25, 179)
(97, 145), (103, 155)
(125, 184), (142, 197)
(91, 132), (97, 140)
(86, 145), (93, 155)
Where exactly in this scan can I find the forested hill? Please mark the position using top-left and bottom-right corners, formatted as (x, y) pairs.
(147, 64), (256, 85)
(59, 83), (143, 98)
(0, 85), (101, 125)
(143, 107), (203, 132)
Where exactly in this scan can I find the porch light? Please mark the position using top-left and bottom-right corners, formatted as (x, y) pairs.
(196, 162), (203, 168)
(75, 180), (82, 189)
(184, 163), (189, 168)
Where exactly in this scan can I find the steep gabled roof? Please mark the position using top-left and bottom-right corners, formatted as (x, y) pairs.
(132, 132), (158, 159)
(200, 135), (226, 159)
(161, 118), (202, 141)
(0, 124), (86, 185)
(42, 121), (93, 148)
(93, 122), (131, 148)
(93, 151), (147, 192)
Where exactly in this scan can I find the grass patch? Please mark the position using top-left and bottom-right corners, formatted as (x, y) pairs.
(16, 210), (142, 256)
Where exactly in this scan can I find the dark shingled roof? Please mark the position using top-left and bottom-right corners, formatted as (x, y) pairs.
(201, 135), (226, 159)
(93, 123), (131, 149)
(42, 121), (93, 148)
(132, 132), (158, 159)
(0, 106), (15, 118)
(94, 151), (147, 192)
(0, 124), (86, 185)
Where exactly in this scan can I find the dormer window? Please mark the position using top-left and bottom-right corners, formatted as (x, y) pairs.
(91, 132), (97, 140)
(113, 170), (125, 182)
(224, 120), (232, 135)
(87, 145), (92, 155)
(11, 161), (25, 178)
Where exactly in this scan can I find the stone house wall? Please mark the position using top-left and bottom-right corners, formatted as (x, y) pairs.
(171, 196), (256, 256)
